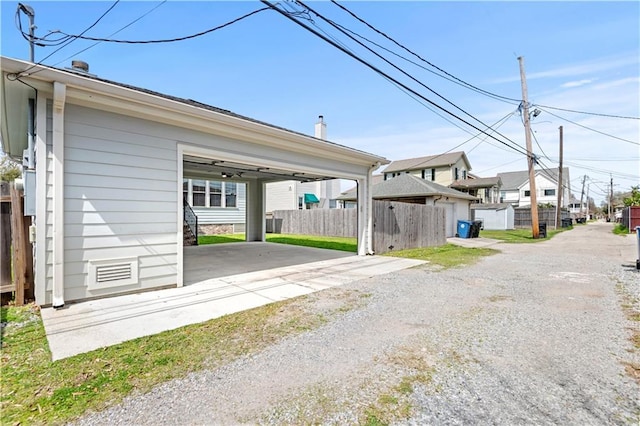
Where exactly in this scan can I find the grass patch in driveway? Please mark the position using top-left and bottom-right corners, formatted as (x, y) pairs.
(0, 288), (367, 425)
(480, 227), (567, 243)
(199, 233), (357, 252)
(384, 244), (498, 269)
(612, 224), (629, 235)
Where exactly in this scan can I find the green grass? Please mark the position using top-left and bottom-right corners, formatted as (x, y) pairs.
(612, 224), (629, 235)
(479, 227), (568, 243)
(384, 244), (498, 269)
(0, 297), (335, 425)
(199, 233), (358, 253)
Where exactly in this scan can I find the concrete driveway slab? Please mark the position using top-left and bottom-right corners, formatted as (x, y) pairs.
(41, 250), (424, 360)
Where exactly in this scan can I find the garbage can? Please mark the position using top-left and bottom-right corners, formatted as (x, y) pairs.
(471, 220), (483, 238)
(456, 220), (473, 238)
(539, 222), (547, 238)
(561, 218), (572, 228)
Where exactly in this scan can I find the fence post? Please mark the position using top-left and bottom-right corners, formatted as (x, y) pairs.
(10, 184), (27, 306)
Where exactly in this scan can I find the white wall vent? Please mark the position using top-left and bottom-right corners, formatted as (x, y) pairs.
(88, 257), (139, 290)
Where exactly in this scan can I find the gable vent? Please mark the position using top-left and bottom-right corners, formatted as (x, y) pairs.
(88, 257), (139, 290)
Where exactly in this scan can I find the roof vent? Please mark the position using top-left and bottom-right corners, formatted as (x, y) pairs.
(71, 60), (89, 73)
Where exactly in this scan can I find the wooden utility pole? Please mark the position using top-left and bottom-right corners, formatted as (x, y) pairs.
(585, 183), (590, 219)
(579, 175), (587, 218)
(518, 56), (539, 238)
(555, 126), (563, 229)
(609, 175), (613, 220)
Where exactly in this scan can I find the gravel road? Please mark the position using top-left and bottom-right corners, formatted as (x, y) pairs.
(74, 222), (640, 425)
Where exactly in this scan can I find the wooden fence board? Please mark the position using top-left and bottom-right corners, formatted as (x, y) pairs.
(272, 200), (446, 254)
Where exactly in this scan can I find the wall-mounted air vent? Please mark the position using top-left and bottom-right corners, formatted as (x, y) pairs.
(88, 257), (139, 290)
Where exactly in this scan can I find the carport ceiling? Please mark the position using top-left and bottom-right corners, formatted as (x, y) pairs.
(183, 155), (336, 182)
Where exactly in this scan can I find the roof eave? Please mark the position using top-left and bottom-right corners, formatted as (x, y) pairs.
(1, 56), (388, 167)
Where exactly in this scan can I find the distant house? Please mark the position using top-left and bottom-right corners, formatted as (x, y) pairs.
(382, 151), (472, 187)
(265, 116), (342, 212)
(450, 175), (502, 204)
(183, 178), (246, 234)
(338, 174), (477, 237)
(497, 168), (570, 208)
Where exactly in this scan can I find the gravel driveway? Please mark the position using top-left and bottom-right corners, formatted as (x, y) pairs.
(75, 222), (640, 425)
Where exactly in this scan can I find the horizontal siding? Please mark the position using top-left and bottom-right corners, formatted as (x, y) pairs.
(193, 183), (246, 225)
(53, 104), (179, 301)
(265, 181), (297, 212)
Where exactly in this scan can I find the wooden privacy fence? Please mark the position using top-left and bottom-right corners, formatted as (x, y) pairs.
(0, 182), (34, 306)
(373, 201), (446, 253)
(514, 207), (569, 228)
(271, 200), (446, 254)
(270, 208), (357, 238)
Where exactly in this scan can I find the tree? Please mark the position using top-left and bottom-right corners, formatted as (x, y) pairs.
(623, 186), (640, 207)
(0, 154), (21, 182)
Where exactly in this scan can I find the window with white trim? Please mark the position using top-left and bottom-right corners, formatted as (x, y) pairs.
(192, 180), (206, 207)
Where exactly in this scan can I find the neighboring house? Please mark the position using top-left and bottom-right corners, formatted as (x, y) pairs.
(497, 168), (570, 208)
(0, 56), (387, 306)
(265, 116), (342, 212)
(382, 151), (472, 187)
(183, 178), (246, 233)
(339, 174), (384, 209)
(338, 173), (477, 237)
(471, 203), (515, 230)
(450, 175), (502, 204)
(567, 194), (585, 216)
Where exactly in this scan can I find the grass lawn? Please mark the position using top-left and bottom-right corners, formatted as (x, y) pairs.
(479, 227), (569, 243)
(0, 295), (344, 425)
(612, 224), (629, 235)
(199, 233), (358, 252)
(385, 244), (499, 269)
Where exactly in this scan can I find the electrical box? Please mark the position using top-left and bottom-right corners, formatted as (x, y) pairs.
(23, 169), (36, 216)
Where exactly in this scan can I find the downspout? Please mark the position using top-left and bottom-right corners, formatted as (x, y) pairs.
(365, 162), (380, 255)
(52, 82), (66, 309)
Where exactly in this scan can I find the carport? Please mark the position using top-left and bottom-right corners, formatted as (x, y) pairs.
(1, 55), (388, 306)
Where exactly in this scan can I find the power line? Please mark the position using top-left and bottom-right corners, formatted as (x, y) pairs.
(329, 0), (521, 104)
(37, 7), (271, 45)
(532, 104), (640, 120)
(19, 1), (120, 69)
(536, 107), (640, 146)
(52, 0), (168, 68)
(268, 0), (530, 159)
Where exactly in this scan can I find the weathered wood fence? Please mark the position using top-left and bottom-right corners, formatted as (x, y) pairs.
(0, 182), (34, 306)
(270, 200), (446, 254)
(514, 207), (569, 228)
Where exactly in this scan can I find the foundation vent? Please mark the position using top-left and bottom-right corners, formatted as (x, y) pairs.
(88, 257), (139, 290)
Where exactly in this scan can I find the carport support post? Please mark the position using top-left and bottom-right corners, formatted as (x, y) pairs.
(246, 179), (266, 241)
(357, 174), (374, 255)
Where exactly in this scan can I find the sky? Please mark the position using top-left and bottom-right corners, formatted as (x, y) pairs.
(1, 1), (638, 205)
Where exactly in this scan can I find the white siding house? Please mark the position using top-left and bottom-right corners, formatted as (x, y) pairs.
(497, 168), (570, 208)
(1, 56), (388, 306)
(183, 178), (246, 232)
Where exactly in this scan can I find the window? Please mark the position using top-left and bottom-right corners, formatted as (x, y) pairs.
(209, 181), (222, 207)
(500, 191), (506, 198)
(183, 179), (189, 202)
(329, 199), (337, 209)
(454, 167), (459, 181)
(225, 182), (237, 208)
(298, 196), (303, 210)
(431, 168), (435, 181)
(423, 168), (435, 181)
(192, 180), (206, 206)
(544, 189), (555, 196)
(524, 190), (531, 197)
(462, 170), (467, 180)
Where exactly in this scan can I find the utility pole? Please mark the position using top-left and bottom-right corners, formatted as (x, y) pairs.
(555, 125), (563, 229)
(585, 183), (590, 220)
(609, 175), (613, 220)
(579, 175), (587, 219)
(518, 56), (539, 238)
(18, 3), (36, 62)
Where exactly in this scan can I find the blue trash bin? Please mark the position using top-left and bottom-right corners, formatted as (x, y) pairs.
(457, 220), (473, 238)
